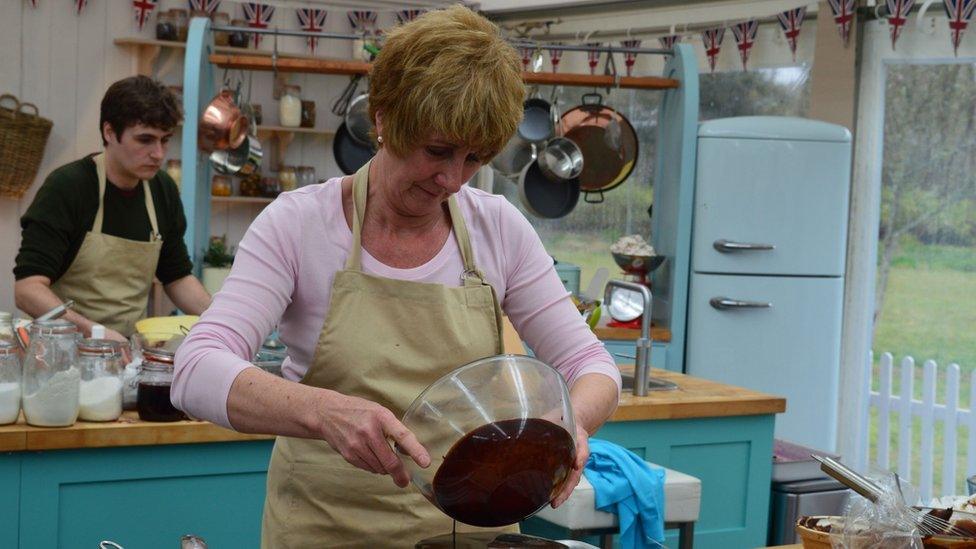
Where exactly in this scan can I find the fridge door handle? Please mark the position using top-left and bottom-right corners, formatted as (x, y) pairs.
(713, 239), (775, 253)
(709, 297), (773, 310)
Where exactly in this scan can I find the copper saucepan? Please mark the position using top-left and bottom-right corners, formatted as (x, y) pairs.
(198, 89), (249, 153)
(560, 93), (638, 202)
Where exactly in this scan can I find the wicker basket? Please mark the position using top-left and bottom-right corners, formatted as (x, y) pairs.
(0, 93), (53, 199)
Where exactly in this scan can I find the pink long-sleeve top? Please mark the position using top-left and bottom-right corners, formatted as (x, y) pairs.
(173, 178), (621, 429)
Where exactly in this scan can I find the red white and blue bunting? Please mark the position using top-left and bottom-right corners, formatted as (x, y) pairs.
(74, 0), (88, 14)
(241, 2), (274, 48)
(701, 27), (725, 72)
(658, 34), (681, 53)
(944, 0), (976, 55)
(519, 46), (534, 71)
(188, 0), (221, 15)
(777, 7), (806, 61)
(296, 8), (327, 54)
(585, 42), (602, 74)
(548, 43), (564, 73)
(395, 10), (423, 25)
(348, 10), (378, 35)
(827, 0), (856, 47)
(621, 39), (641, 76)
(886, 0), (915, 49)
(731, 19), (759, 70)
(133, 0), (159, 31)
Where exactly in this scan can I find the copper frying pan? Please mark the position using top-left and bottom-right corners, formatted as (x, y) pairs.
(559, 93), (638, 202)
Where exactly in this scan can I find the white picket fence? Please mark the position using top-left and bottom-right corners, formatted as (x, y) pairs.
(862, 351), (971, 502)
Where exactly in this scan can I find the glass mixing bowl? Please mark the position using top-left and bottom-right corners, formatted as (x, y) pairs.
(398, 354), (577, 527)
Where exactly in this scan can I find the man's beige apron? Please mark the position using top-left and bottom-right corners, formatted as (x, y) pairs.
(50, 153), (162, 336)
(261, 162), (510, 548)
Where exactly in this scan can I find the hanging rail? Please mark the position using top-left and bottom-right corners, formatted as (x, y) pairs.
(208, 25), (679, 90)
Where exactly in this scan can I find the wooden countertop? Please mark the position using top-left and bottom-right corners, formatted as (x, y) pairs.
(0, 369), (783, 451)
(591, 317), (672, 342)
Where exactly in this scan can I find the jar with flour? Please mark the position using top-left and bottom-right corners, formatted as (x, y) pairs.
(22, 319), (80, 427)
(0, 339), (21, 425)
(77, 338), (124, 422)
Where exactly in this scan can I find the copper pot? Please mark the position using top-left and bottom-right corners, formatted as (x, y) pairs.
(560, 93), (638, 201)
(198, 89), (249, 153)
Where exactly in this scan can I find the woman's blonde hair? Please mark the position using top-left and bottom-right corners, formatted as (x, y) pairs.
(368, 5), (524, 161)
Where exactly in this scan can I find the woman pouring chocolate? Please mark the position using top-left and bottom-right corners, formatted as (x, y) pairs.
(172, 6), (621, 547)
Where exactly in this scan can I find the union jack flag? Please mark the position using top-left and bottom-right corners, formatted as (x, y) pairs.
(731, 20), (759, 70)
(518, 47), (533, 71)
(27, 0), (38, 8)
(348, 10), (377, 34)
(777, 7), (806, 61)
(75, 0), (88, 14)
(827, 0), (856, 47)
(296, 8), (327, 54)
(658, 34), (681, 54)
(886, 0), (914, 49)
(188, 0), (220, 15)
(585, 42), (602, 75)
(548, 43), (564, 73)
(944, 0), (976, 55)
(621, 39), (641, 76)
(133, 0), (158, 31)
(396, 10), (423, 24)
(701, 27), (724, 73)
(242, 3), (274, 48)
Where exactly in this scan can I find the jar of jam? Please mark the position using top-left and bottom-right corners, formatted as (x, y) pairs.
(300, 100), (316, 128)
(229, 19), (250, 48)
(260, 177), (281, 198)
(138, 348), (187, 422)
(212, 12), (230, 46)
(211, 175), (232, 197)
(155, 10), (178, 41)
(239, 173), (262, 197)
(171, 9), (189, 42)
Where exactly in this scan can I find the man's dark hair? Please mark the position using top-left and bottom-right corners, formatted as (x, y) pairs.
(99, 75), (182, 146)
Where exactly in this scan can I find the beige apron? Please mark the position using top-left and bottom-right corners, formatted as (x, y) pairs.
(50, 153), (162, 336)
(261, 162), (511, 548)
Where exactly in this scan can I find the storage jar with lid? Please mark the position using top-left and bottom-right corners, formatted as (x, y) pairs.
(278, 166), (297, 192)
(279, 86), (302, 128)
(155, 10), (178, 41)
(211, 175), (232, 197)
(77, 338), (125, 422)
(300, 100), (316, 128)
(229, 19), (250, 48)
(171, 9), (189, 42)
(212, 12), (230, 46)
(137, 334), (187, 422)
(0, 339), (22, 425)
(22, 319), (80, 427)
(0, 311), (13, 342)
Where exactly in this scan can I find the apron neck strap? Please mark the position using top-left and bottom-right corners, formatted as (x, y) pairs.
(92, 153), (161, 241)
(346, 161), (483, 283)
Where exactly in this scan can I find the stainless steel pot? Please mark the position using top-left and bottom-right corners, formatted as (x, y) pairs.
(537, 137), (583, 182)
(518, 97), (555, 143)
(491, 137), (536, 179)
(345, 93), (372, 145)
(210, 134), (262, 176)
(518, 159), (580, 219)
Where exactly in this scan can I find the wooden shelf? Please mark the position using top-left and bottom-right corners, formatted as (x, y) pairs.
(256, 125), (334, 136)
(211, 196), (274, 204)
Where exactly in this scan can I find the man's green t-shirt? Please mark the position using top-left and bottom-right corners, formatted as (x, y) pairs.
(15, 155), (194, 285)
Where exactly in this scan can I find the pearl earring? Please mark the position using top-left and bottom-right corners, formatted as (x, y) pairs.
(377, 135), (384, 143)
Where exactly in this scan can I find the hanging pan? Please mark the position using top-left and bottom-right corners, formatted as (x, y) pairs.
(518, 159), (580, 219)
(560, 93), (638, 203)
(333, 122), (376, 175)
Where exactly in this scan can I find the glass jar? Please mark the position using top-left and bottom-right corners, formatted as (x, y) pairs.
(76, 339), (124, 422)
(229, 19), (250, 48)
(212, 12), (230, 46)
(165, 159), (182, 190)
(171, 9), (189, 42)
(279, 85), (302, 128)
(300, 100), (316, 128)
(260, 177), (281, 198)
(239, 172), (262, 197)
(0, 311), (13, 342)
(21, 320), (80, 427)
(155, 10), (178, 41)
(211, 175), (232, 197)
(250, 103), (263, 125)
(0, 339), (22, 425)
(278, 166), (297, 192)
(138, 348), (187, 422)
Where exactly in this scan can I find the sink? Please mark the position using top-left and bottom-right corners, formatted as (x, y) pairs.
(620, 371), (679, 392)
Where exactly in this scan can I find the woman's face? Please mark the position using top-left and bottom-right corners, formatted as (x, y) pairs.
(378, 134), (483, 218)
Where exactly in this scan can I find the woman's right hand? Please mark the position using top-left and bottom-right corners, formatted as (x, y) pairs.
(316, 390), (431, 487)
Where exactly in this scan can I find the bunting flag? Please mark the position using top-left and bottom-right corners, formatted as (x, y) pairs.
(585, 42), (602, 75)
(347, 10), (377, 34)
(75, 0), (88, 14)
(242, 3), (274, 48)
(731, 20), (759, 70)
(621, 39), (641, 76)
(658, 34), (681, 53)
(827, 0), (856, 47)
(886, 0), (915, 49)
(518, 46), (533, 71)
(548, 43), (564, 72)
(777, 7), (806, 61)
(188, 0), (220, 15)
(701, 27), (725, 72)
(944, 0), (976, 55)
(395, 9), (423, 24)
(296, 8), (327, 54)
(27, 0), (39, 8)
(133, 0), (158, 31)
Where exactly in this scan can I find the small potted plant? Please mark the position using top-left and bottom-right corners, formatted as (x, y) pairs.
(201, 235), (235, 295)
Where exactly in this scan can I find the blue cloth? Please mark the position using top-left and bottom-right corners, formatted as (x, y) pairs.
(582, 438), (666, 548)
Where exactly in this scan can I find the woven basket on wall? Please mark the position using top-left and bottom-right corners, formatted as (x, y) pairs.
(0, 93), (53, 200)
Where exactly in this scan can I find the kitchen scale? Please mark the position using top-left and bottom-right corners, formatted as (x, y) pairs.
(605, 253), (665, 326)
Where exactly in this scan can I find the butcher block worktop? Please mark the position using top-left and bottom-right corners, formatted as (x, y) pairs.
(0, 369), (783, 452)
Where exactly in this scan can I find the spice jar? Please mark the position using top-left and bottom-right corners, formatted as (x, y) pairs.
(279, 85), (302, 128)
(211, 175), (233, 197)
(138, 347), (187, 422)
(278, 166), (297, 193)
(300, 100), (316, 128)
(77, 339), (124, 422)
(165, 159), (182, 189)
(212, 12), (230, 46)
(21, 320), (80, 427)
(155, 10), (178, 41)
(229, 19), (250, 48)
(171, 9), (189, 42)
(0, 339), (21, 425)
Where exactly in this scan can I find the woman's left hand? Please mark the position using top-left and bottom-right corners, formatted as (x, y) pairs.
(550, 423), (590, 508)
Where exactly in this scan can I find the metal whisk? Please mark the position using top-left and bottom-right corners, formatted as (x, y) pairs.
(813, 455), (971, 538)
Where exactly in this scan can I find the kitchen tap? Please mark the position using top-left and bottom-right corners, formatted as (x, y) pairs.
(604, 279), (677, 396)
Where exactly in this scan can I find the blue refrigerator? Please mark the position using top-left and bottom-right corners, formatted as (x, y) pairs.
(684, 117), (852, 452)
